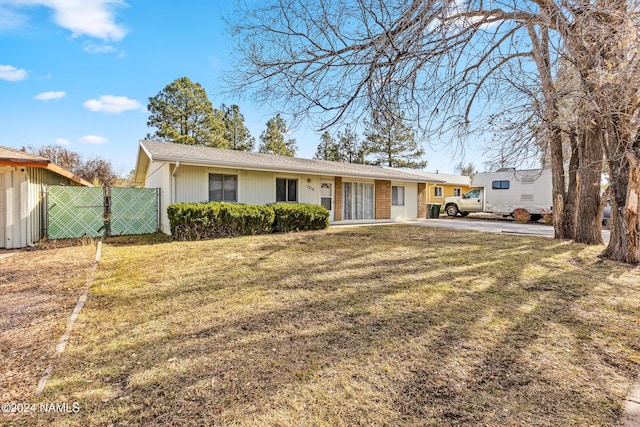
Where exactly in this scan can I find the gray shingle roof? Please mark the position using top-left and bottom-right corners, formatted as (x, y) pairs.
(139, 140), (443, 183)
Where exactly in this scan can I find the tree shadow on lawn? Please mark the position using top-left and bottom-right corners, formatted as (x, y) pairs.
(36, 226), (640, 426)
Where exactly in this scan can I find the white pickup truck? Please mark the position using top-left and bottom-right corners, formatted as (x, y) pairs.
(443, 168), (553, 220)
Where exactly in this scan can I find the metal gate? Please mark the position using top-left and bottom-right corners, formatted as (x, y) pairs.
(47, 186), (160, 239)
(109, 187), (159, 236)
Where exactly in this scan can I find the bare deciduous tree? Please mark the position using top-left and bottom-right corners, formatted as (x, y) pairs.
(23, 145), (118, 186)
(226, 0), (640, 263)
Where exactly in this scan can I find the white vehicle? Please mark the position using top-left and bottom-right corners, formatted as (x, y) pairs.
(443, 168), (553, 220)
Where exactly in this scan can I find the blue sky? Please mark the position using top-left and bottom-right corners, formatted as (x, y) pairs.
(0, 0), (482, 175)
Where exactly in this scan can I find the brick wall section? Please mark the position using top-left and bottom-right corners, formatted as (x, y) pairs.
(375, 180), (391, 219)
(334, 177), (342, 221)
(417, 183), (427, 218)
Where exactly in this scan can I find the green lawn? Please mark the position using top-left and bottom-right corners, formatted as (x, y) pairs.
(6, 225), (640, 426)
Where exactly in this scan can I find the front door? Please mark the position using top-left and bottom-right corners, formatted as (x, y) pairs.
(320, 181), (334, 221)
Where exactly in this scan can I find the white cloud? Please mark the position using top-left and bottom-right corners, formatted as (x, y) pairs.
(79, 135), (108, 145)
(55, 137), (70, 145)
(34, 90), (66, 101)
(3, 0), (128, 41)
(82, 41), (117, 54)
(0, 5), (28, 29)
(83, 95), (144, 114)
(0, 64), (27, 81)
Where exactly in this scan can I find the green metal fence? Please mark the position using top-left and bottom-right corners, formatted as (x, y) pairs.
(109, 187), (158, 236)
(47, 186), (159, 239)
(47, 186), (105, 239)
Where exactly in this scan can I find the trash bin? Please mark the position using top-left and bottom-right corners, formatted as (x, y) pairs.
(426, 203), (441, 219)
(431, 203), (441, 219)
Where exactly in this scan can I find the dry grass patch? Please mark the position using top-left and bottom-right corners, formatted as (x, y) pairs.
(15, 226), (640, 426)
(0, 240), (97, 405)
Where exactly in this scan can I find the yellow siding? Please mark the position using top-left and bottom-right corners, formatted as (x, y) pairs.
(426, 183), (472, 204)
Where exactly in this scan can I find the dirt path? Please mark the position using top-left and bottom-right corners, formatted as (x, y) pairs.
(0, 243), (96, 403)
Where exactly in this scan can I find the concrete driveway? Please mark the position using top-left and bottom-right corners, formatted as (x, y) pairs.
(402, 217), (611, 244)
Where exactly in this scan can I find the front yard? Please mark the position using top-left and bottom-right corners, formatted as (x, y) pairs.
(2, 225), (640, 425)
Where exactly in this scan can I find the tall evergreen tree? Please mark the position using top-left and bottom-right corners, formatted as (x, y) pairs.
(313, 131), (341, 161)
(337, 126), (369, 164)
(146, 77), (227, 147)
(364, 110), (426, 168)
(221, 104), (255, 151)
(258, 114), (297, 156)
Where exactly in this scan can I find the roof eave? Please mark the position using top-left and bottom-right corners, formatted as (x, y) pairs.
(150, 155), (432, 183)
(0, 159), (49, 167)
(134, 143), (152, 184)
(45, 164), (93, 186)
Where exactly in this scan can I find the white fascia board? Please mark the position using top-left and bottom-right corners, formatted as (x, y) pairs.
(151, 156), (432, 183)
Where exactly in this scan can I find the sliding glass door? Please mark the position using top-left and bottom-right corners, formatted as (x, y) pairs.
(343, 182), (374, 220)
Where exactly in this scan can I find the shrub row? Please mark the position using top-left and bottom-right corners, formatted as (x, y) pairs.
(271, 203), (330, 233)
(167, 202), (329, 240)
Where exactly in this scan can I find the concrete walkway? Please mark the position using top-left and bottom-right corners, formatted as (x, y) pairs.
(624, 381), (640, 426)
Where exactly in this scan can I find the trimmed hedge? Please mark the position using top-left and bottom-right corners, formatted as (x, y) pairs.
(167, 202), (329, 240)
(167, 202), (274, 240)
(270, 203), (331, 232)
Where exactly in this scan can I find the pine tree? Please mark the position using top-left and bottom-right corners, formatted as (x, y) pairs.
(221, 104), (255, 151)
(313, 132), (341, 161)
(146, 77), (227, 147)
(258, 114), (297, 156)
(337, 126), (369, 164)
(364, 110), (426, 169)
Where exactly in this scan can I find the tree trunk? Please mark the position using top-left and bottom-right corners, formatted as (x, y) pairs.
(600, 151), (640, 263)
(575, 128), (604, 244)
(549, 127), (568, 238)
(561, 132), (580, 239)
(526, 26), (567, 239)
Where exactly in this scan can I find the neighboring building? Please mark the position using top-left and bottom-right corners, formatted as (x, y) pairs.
(0, 146), (91, 249)
(134, 140), (444, 234)
(401, 170), (472, 205)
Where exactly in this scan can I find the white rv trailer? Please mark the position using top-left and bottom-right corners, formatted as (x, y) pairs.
(443, 168), (553, 219)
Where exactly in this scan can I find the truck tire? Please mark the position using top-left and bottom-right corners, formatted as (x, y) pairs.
(446, 204), (459, 217)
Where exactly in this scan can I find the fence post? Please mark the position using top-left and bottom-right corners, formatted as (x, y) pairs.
(103, 186), (111, 237)
(156, 187), (162, 233)
(42, 184), (48, 241)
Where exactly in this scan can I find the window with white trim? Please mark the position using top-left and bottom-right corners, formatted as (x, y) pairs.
(434, 186), (443, 198)
(276, 178), (298, 202)
(454, 188), (461, 197)
(209, 173), (237, 202)
(392, 186), (405, 206)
